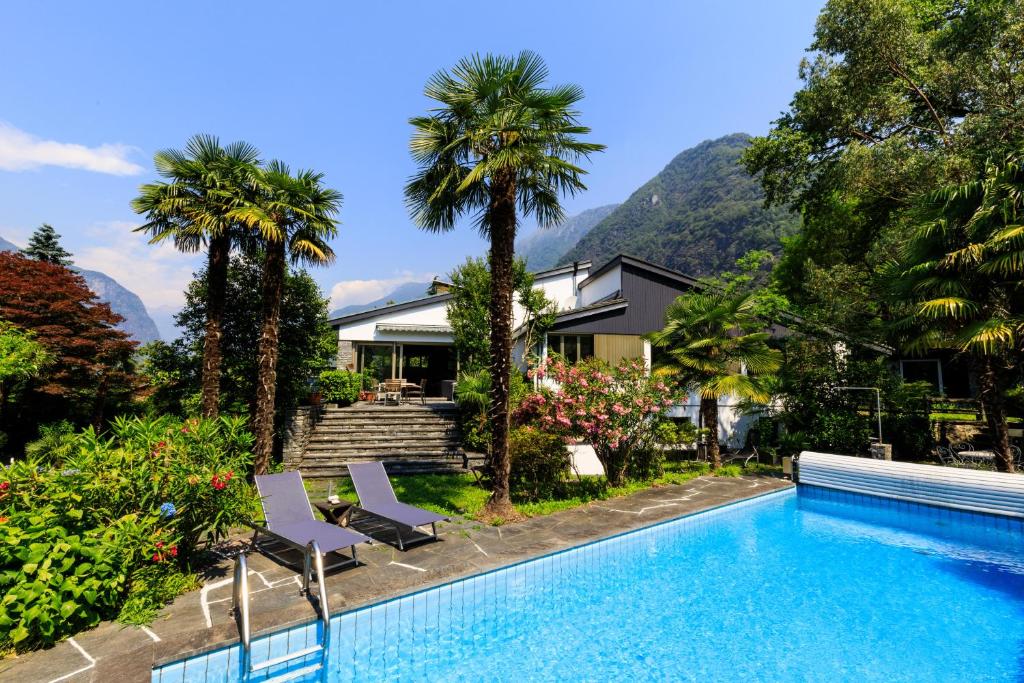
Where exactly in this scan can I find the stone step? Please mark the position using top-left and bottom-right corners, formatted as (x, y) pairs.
(307, 440), (459, 450)
(301, 446), (458, 456)
(307, 428), (460, 438)
(299, 448), (462, 458)
(320, 408), (459, 417)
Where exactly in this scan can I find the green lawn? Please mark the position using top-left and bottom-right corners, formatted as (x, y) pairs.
(306, 461), (781, 524)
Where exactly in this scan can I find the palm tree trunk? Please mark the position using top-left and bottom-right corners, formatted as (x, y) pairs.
(483, 173), (517, 519)
(701, 396), (721, 469)
(201, 232), (230, 419)
(978, 357), (1014, 473)
(253, 241), (286, 475)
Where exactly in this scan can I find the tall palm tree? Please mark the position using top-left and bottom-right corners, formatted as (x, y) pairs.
(892, 154), (1024, 472)
(405, 52), (604, 518)
(132, 135), (260, 418)
(234, 161), (341, 474)
(647, 292), (782, 469)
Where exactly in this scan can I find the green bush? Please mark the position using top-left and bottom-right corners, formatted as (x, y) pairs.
(509, 426), (571, 501)
(0, 415), (257, 650)
(318, 370), (363, 406)
(456, 369), (530, 453)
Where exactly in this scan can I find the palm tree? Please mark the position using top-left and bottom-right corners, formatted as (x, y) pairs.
(892, 155), (1024, 472)
(132, 135), (260, 418)
(405, 52), (604, 518)
(234, 161), (341, 474)
(647, 291), (782, 469)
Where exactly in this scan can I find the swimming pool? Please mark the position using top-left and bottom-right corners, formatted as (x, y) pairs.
(154, 486), (1024, 682)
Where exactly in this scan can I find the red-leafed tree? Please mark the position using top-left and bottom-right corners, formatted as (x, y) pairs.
(0, 252), (137, 445)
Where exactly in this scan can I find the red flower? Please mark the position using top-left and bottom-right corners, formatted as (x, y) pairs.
(224, 471), (233, 481)
(152, 553), (161, 562)
(155, 541), (165, 548)
(169, 546), (178, 557)
(0, 482), (8, 491)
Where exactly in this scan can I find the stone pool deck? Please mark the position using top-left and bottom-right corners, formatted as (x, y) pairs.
(2, 474), (792, 683)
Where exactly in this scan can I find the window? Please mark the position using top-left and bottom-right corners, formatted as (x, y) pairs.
(547, 334), (595, 363)
(359, 344), (394, 384)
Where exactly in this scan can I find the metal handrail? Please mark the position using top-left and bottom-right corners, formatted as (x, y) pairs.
(232, 543), (330, 682)
(303, 540), (331, 671)
(232, 553), (252, 675)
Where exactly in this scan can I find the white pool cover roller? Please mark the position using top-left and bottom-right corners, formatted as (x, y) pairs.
(796, 451), (1024, 518)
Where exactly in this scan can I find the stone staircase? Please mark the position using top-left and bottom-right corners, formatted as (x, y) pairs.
(287, 402), (481, 477)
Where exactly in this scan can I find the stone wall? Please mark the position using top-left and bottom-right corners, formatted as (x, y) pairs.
(336, 340), (354, 371)
(281, 405), (320, 470)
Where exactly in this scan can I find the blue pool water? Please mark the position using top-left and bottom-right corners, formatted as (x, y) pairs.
(155, 487), (1024, 682)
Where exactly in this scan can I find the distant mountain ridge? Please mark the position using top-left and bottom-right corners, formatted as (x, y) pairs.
(0, 235), (161, 343)
(560, 133), (798, 276)
(329, 280), (433, 319)
(516, 204), (618, 271)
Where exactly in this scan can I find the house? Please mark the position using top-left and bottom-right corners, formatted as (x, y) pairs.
(330, 254), (765, 446)
(329, 261), (589, 397)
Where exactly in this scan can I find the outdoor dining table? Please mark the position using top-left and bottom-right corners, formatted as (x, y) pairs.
(958, 450), (997, 465)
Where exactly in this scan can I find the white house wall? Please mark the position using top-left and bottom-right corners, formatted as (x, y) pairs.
(667, 397), (756, 449)
(579, 265), (621, 306)
(334, 299), (453, 344)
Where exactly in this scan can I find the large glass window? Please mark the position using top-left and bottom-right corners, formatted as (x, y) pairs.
(547, 334), (595, 363)
(359, 344), (394, 385)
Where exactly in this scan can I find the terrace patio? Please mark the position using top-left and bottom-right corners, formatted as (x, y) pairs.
(0, 474), (790, 683)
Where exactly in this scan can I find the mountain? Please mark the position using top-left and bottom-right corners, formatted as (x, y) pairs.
(75, 269), (161, 343)
(559, 133), (798, 276)
(0, 236), (161, 343)
(329, 280), (433, 318)
(516, 204), (618, 271)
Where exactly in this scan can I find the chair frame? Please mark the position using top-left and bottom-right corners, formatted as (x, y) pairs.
(251, 474), (364, 572)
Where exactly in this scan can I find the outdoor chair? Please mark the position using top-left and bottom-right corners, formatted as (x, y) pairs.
(404, 379), (427, 405)
(383, 380), (403, 405)
(347, 462), (448, 550)
(252, 471), (370, 571)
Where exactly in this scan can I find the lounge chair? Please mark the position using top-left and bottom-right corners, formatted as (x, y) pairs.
(347, 462), (448, 550)
(252, 471), (370, 571)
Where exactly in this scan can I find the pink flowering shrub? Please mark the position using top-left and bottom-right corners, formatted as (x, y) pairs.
(520, 358), (677, 485)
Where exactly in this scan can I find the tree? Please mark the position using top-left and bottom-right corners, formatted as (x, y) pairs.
(405, 51), (604, 518)
(523, 358), (674, 486)
(174, 253), (336, 421)
(743, 0), (1024, 319)
(647, 291), (782, 468)
(0, 252), (137, 448)
(446, 256), (556, 372)
(133, 135), (261, 419)
(233, 161), (340, 474)
(20, 224), (72, 266)
(0, 322), (51, 438)
(890, 155), (1024, 472)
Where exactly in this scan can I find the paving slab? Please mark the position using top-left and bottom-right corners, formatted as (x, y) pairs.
(0, 474), (791, 683)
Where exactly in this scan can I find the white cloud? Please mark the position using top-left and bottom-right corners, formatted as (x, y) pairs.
(74, 222), (199, 310)
(0, 122), (143, 175)
(329, 272), (434, 311)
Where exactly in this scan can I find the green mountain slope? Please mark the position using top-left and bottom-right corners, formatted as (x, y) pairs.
(517, 204), (618, 271)
(560, 133), (797, 275)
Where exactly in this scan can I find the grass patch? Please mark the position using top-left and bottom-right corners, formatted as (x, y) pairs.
(304, 460), (781, 525)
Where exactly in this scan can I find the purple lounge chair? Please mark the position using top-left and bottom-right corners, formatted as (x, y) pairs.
(347, 462), (448, 550)
(253, 471), (370, 571)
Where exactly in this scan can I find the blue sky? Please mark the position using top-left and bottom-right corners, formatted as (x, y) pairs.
(0, 1), (822, 338)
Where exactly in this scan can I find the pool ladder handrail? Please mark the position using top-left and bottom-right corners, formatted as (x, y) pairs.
(232, 541), (330, 682)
